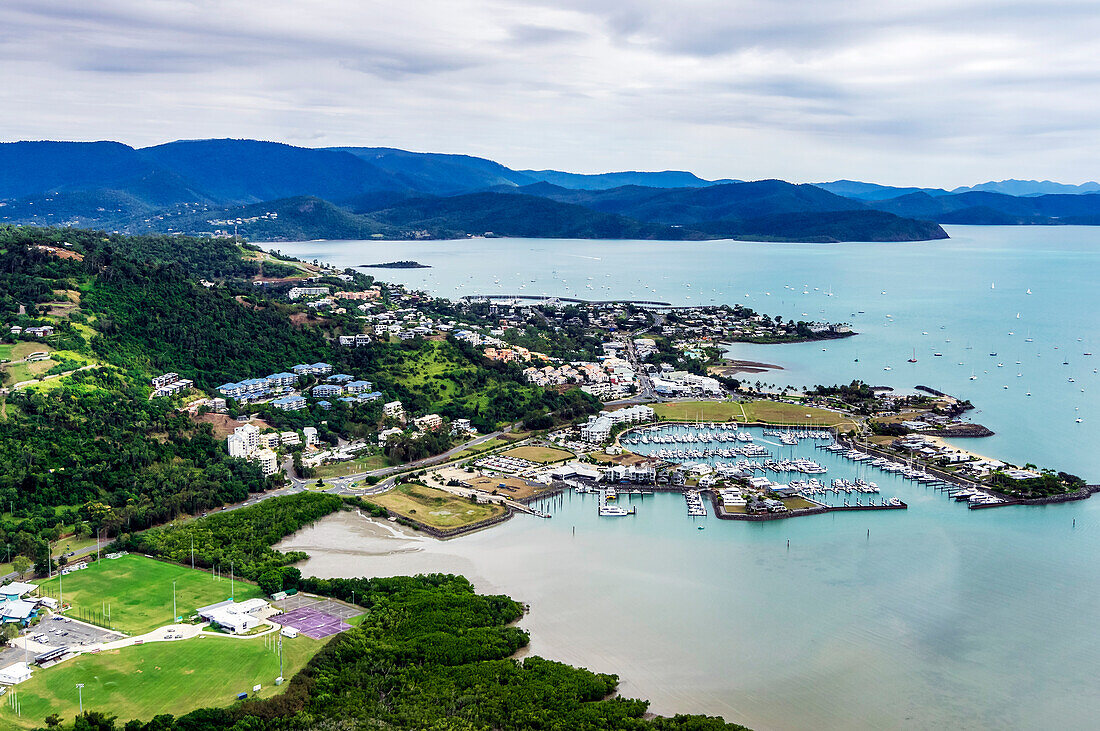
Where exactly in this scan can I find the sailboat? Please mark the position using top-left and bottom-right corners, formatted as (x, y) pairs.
(991, 282), (995, 290)
(907, 348), (917, 363)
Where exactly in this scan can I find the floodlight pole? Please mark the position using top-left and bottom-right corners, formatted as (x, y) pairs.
(172, 580), (177, 622)
(231, 562), (235, 600)
(76, 683), (84, 713)
(278, 634), (283, 678)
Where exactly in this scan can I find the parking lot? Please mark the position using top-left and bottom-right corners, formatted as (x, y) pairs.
(22, 615), (123, 654)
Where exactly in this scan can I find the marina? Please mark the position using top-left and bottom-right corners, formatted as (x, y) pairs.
(278, 226), (1100, 730)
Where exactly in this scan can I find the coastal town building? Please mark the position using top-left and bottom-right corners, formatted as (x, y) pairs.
(378, 426), (403, 447)
(383, 400), (405, 422)
(414, 413), (443, 431)
(288, 286), (330, 300)
(150, 372), (194, 398)
(271, 395), (307, 411)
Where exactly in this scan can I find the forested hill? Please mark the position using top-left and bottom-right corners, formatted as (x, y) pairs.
(0, 224), (596, 571)
(0, 139), (948, 242)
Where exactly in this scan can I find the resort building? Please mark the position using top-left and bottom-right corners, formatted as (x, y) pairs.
(254, 448), (279, 475)
(227, 424), (260, 458)
(271, 395), (307, 411)
(302, 426), (318, 446)
(383, 400), (405, 421)
(288, 286), (330, 300)
(414, 414), (443, 431)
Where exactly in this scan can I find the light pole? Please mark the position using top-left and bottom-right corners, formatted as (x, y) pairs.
(172, 580), (176, 622)
(76, 683), (84, 713)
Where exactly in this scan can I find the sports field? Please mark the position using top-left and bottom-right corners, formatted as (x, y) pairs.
(652, 400), (855, 427)
(500, 445), (573, 463)
(2, 633), (322, 728)
(34, 554), (264, 635)
(372, 483), (506, 529)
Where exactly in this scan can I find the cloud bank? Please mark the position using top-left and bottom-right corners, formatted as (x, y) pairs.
(2, 0), (1099, 186)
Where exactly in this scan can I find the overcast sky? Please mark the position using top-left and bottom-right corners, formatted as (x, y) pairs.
(3, 0), (1099, 187)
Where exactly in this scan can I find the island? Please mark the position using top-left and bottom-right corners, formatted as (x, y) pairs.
(359, 260), (431, 269)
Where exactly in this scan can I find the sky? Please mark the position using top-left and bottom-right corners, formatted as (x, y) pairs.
(3, 0), (1099, 188)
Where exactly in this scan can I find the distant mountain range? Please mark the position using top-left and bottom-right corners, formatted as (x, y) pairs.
(6, 138), (1092, 243)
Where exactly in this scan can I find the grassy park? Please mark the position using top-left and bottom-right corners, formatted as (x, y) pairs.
(34, 554), (264, 635)
(313, 452), (394, 478)
(652, 400), (855, 428)
(500, 445), (573, 463)
(372, 483), (507, 529)
(3, 633), (322, 728)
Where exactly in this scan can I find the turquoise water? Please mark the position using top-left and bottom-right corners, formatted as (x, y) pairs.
(275, 227), (1100, 729)
(278, 226), (1100, 478)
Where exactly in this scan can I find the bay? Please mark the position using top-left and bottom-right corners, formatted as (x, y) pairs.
(274, 226), (1100, 730)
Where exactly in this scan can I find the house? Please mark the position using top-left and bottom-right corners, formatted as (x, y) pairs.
(312, 384), (342, 398)
(344, 380), (372, 394)
(280, 431), (301, 446)
(316, 400), (332, 410)
(259, 433), (280, 450)
(151, 373), (180, 390)
(327, 373), (355, 383)
(271, 395), (307, 411)
(23, 325), (55, 338)
(152, 376), (194, 398)
(302, 426), (318, 446)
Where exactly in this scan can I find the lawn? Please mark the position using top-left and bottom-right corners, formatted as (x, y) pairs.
(452, 437), (510, 460)
(3, 632), (323, 729)
(781, 497), (819, 510)
(371, 483), (507, 529)
(34, 555), (264, 635)
(500, 445), (574, 463)
(0, 342), (54, 362)
(2, 358), (55, 385)
(652, 400), (855, 428)
(314, 452), (394, 478)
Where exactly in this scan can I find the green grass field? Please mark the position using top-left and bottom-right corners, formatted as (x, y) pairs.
(3, 633), (322, 728)
(0, 342), (54, 362)
(35, 555), (264, 635)
(500, 445), (574, 463)
(652, 400), (854, 427)
(372, 483), (506, 529)
(314, 452), (394, 478)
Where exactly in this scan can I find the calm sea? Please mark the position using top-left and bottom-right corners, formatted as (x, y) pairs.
(275, 227), (1100, 729)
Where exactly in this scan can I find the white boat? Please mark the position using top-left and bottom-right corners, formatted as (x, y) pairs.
(599, 505), (632, 517)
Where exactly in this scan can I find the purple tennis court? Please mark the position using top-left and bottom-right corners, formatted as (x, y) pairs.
(273, 607), (351, 639)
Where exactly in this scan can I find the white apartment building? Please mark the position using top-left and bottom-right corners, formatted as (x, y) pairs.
(288, 286), (330, 300)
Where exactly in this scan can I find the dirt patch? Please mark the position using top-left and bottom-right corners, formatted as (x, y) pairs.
(289, 312), (327, 327)
(33, 245), (84, 261)
(193, 412), (272, 439)
(234, 296), (264, 310)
